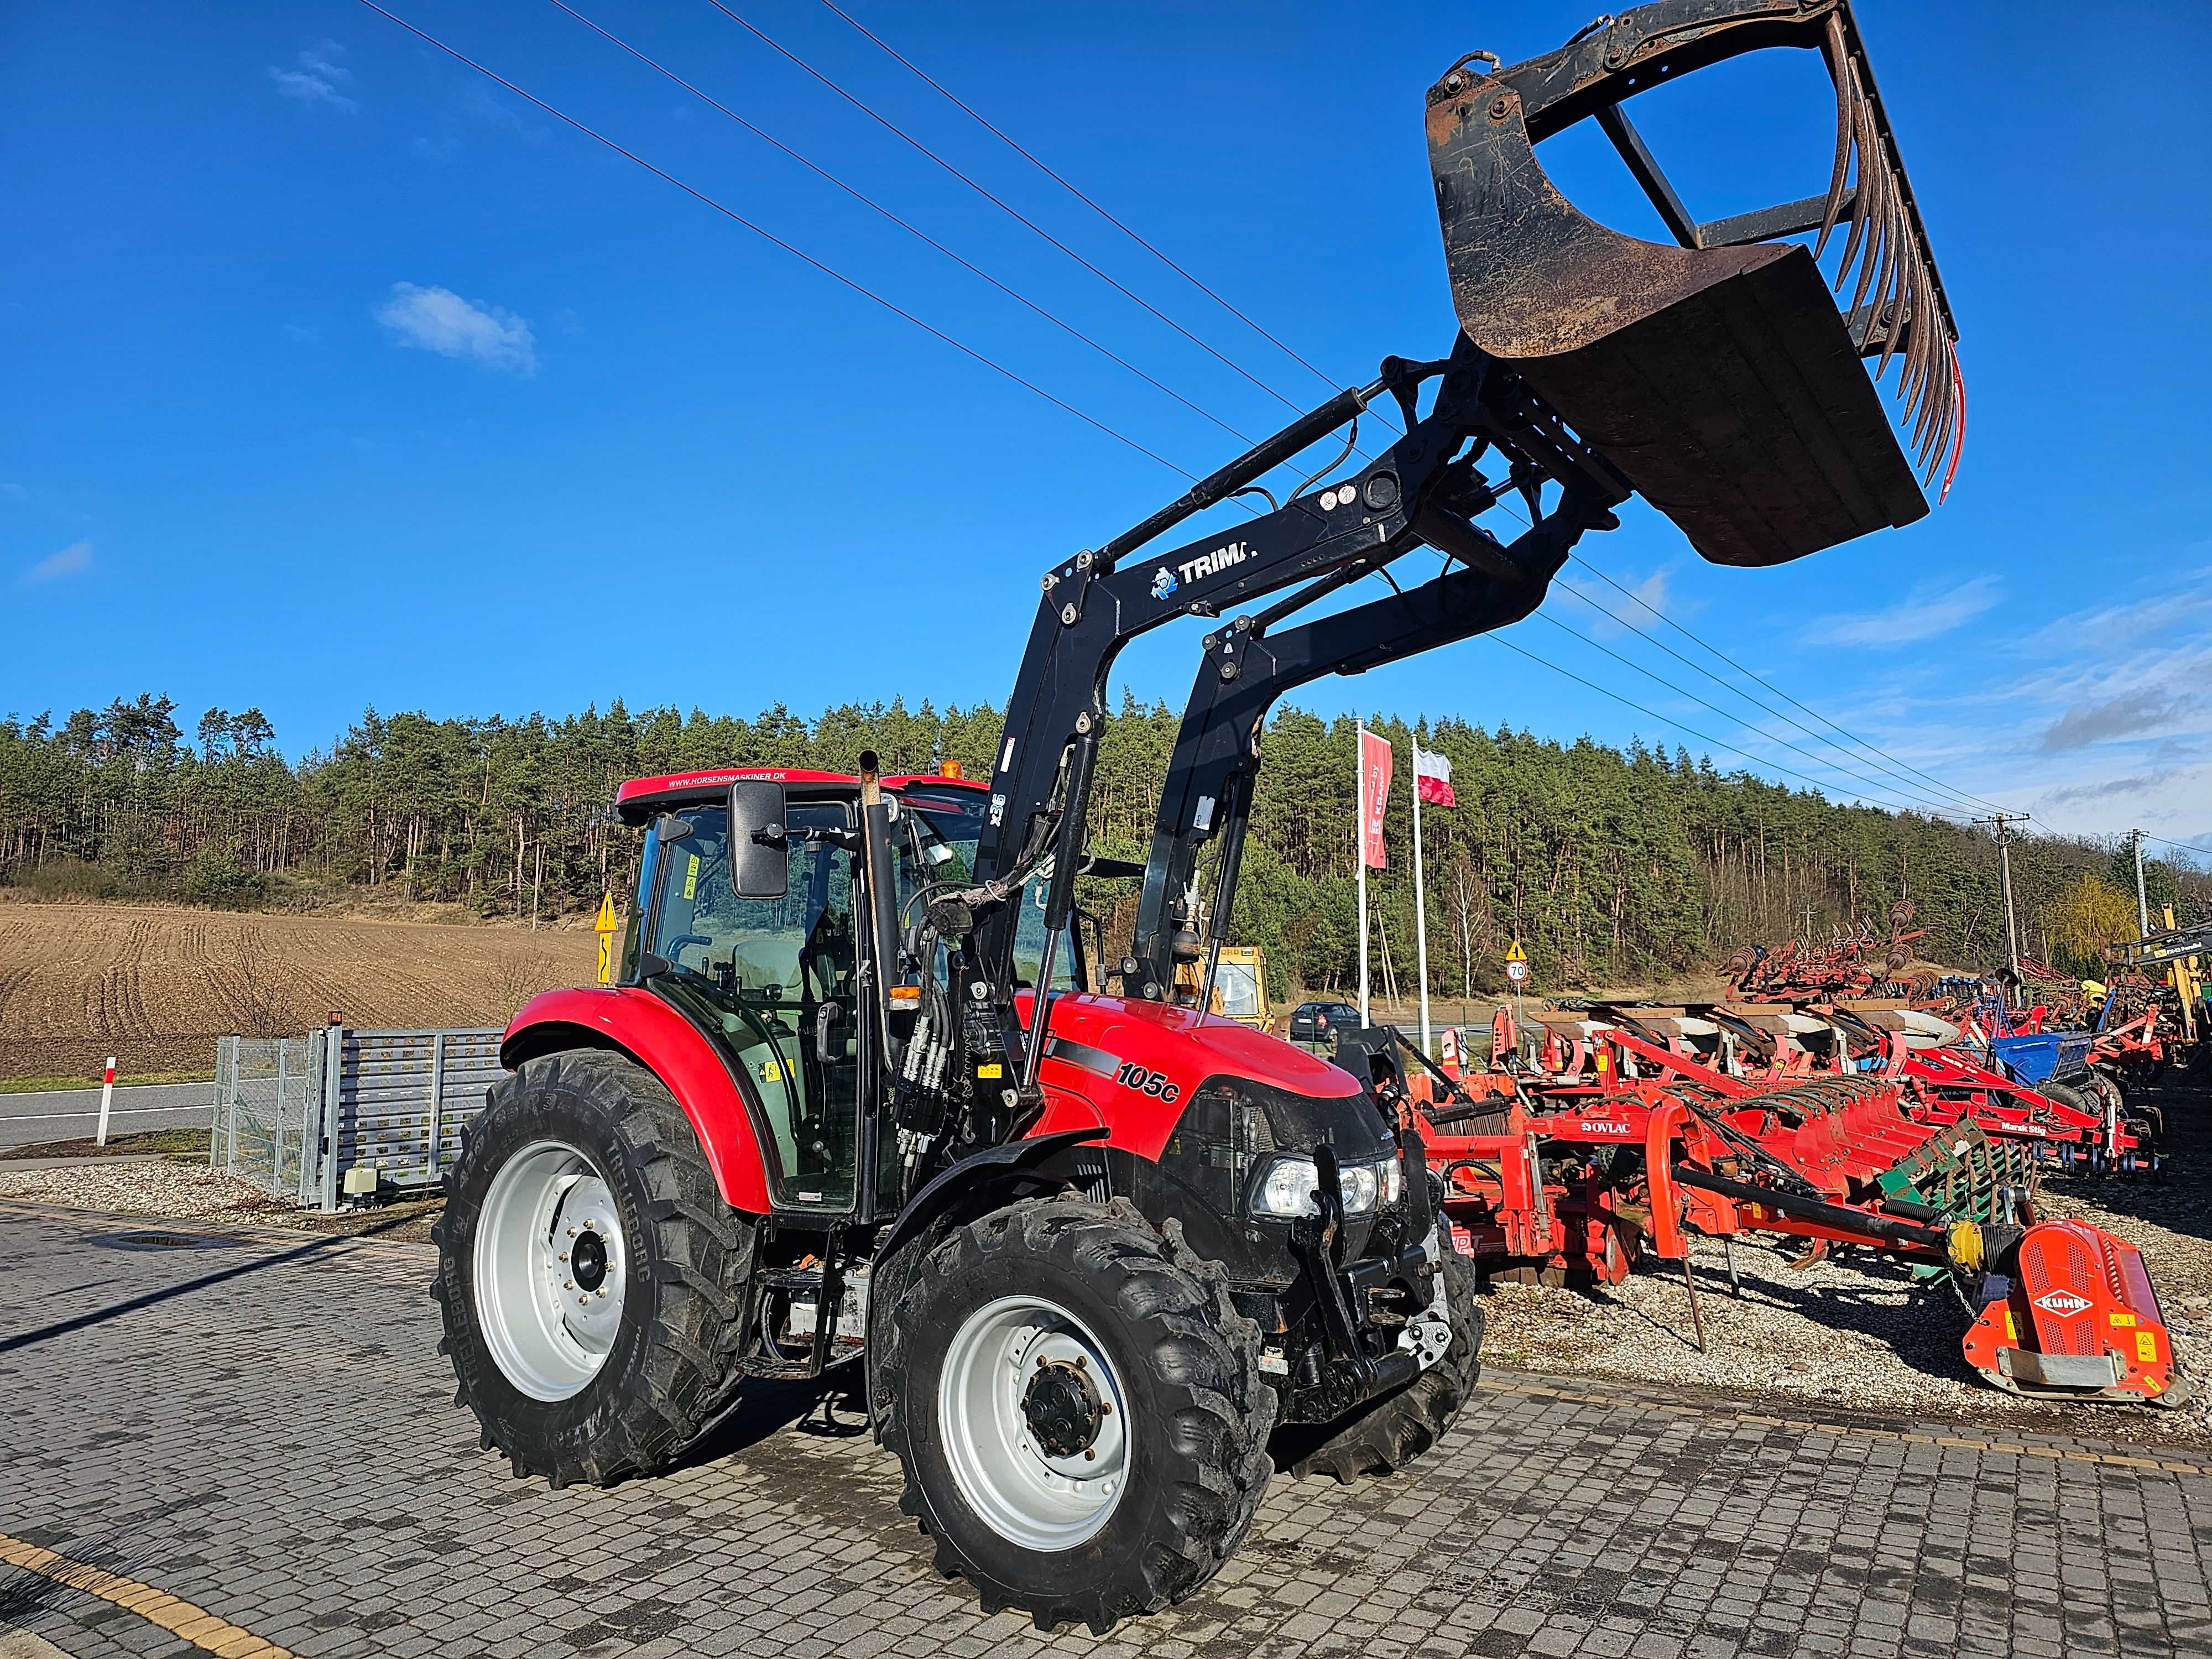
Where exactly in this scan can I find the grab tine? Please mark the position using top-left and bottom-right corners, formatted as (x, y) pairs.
(1814, 14), (1855, 257)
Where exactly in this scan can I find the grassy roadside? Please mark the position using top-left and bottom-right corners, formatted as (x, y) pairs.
(0, 1126), (212, 1162)
(0, 1069), (215, 1094)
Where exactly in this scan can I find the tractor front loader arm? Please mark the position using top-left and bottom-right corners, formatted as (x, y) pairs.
(1125, 486), (1612, 1003)
(964, 341), (1629, 1092)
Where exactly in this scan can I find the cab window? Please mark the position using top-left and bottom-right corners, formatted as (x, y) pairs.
(638, 800), (862, 1210)
(901, 786), (1078, 991)
(1212, 959), (1260, 1019)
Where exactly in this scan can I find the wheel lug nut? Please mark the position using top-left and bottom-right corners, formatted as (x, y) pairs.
(1084, 1449), (1095, 1460)
(1099, 1401), (1112, 1415)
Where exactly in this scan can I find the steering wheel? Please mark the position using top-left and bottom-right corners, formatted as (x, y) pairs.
(665, 933), (713, 972)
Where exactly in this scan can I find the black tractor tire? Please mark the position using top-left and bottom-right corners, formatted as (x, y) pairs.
(1277, 1241), (1484, 1484)
(2038, 1078), (2090, 1115)
(872, 1193), (1276, 1634)
(433, 1048), (755, 1488)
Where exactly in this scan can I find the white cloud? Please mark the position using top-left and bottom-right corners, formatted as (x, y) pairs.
(269, 41), (356, 112)
(281, 323), (320, 345)
(24, 541), (91, 583)
(375, 283), (538, 376)
(1589, 565), (1673, 640)
(2037, 688), (2185, 754)
(1812, 576), (2000, 647)
(0, 482), (24, 501)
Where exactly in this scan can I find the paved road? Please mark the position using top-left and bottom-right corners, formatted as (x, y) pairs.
(1, 1203), (2208, 1659)
(0, 1084), (212, 1150)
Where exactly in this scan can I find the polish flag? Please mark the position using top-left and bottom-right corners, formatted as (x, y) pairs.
(1414, 746), (1456, 807)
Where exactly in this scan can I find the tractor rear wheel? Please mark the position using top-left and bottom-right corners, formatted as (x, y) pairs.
(872, 1194), (1275, 1634)
(434, 1049), (754, 1487)
(1277, 1238), (1484, 1483)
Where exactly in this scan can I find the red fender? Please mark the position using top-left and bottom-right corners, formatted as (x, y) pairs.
(502, 986), (770, 1213)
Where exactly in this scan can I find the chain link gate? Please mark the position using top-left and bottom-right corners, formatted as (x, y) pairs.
(211, 1032), (325, 1205)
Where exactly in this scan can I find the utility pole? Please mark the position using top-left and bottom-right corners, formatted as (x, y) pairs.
(2132, 828), (2151, 937)
(1974, 814), (2028, 984)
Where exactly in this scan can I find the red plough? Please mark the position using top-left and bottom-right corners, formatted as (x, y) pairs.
(1347, 1016), (2187, 1406)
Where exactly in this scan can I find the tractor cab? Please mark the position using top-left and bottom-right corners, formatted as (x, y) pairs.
(612, 765), (1077, 1215)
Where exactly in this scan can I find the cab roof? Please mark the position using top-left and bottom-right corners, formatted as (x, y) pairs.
(614, 765), (986, 825)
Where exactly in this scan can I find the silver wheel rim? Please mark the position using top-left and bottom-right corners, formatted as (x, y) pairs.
(473, 1139), (627, 1402)
(938, 1295), (1130, 1551)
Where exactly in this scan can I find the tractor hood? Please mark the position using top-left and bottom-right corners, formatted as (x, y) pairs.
(1022, 992), (1363, 1099)
(1019, 992), (1373, 1165)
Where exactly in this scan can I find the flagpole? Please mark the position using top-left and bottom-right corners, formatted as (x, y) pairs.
(1411, 738), (1432, 1057)
(1356, 718), (1370, 1026)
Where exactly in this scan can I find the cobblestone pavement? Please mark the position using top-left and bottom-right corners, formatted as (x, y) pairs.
(3, 1201), (2209, 1659)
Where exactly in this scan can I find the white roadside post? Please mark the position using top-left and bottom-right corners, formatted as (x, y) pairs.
(95, 1055), (116, 1147)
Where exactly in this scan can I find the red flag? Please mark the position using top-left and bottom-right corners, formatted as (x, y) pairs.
(1359, 728), (1392, 869)
(1414, 745), (1456, 807)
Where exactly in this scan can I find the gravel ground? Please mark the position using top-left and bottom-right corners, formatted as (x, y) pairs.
(0, 1159), (293, 1222)
(1481, 1079), (2212, 1450)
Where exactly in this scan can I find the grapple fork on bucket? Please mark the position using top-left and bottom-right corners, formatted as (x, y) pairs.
(1427, 0), (1961, 567)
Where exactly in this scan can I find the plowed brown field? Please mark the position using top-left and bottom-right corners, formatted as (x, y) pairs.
(0, 900), (597, 1081)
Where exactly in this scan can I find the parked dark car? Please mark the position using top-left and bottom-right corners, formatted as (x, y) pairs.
(1287, 1000), (1361, 1052)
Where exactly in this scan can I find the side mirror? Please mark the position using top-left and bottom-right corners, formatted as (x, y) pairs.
(726, 780), (790, 900)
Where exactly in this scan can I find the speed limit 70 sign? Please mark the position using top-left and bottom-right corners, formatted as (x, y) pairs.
(1505, 940), (1528, 982)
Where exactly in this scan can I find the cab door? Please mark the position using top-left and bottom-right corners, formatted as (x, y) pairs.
(637, 799), (865, 1212)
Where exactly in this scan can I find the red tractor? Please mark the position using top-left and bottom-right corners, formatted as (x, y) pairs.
(431, 0), (1959, 1631)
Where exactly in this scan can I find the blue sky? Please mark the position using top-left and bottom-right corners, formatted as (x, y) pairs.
(4, 2), (2206, 859)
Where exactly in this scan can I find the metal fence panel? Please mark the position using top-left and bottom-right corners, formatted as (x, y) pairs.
(333, 1027), (504, 1204)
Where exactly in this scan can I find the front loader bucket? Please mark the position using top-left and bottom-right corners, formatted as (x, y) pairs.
(1427, 0), (1960, 567)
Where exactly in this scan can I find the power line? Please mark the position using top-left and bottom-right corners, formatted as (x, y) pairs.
(1528, 612), (1970, 818)
(700, 0), (1318, 420)
(354, 0), (1211, 486)
(544, 0), (1262, 450)
(1469, 484), (1994, 817)
(2146, 832), (2212, 861)
(1544, 572), (1993, 818)
(812, 0), (1357, 406)
(1566, 554), (2011, 817)
(2025, 816), (2212, 865)
(1484, 634), (1946, 804)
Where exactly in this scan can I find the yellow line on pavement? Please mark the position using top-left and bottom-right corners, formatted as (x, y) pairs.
(1483, 1379), (2212, 1475)
(0, 1533), (295, 1659)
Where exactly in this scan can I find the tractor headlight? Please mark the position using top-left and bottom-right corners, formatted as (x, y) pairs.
(1249, 1155), (1385, 1219)
(1380, 1155), (1404, 1208)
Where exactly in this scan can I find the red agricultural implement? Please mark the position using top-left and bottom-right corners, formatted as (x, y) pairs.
(1343, 1015), (2186, 1406)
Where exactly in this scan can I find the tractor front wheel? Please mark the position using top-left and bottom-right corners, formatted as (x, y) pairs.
(434, 1049), (755, 1487)
(872, 1194), (1276, 1633)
